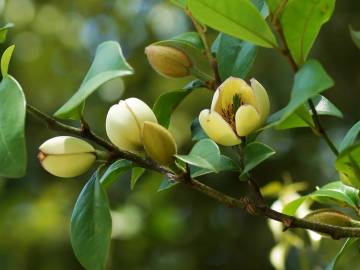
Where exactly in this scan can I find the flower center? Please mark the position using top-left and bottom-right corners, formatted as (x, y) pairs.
(221, 94), (243, 131)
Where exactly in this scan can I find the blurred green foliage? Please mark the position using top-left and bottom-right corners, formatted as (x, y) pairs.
(1, 0), (360, 269)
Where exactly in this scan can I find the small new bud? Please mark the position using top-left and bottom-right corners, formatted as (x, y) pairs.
(145, 45), (192, 78)
(142, 121), (177, 167)
(304, 209), (353, 237)
(38, 136), (96, 178)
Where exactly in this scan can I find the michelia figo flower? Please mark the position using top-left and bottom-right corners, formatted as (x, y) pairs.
(145, 45), (192, 78)
(106, 98), (157, 152)
(142, 121), (177, 167)
(38, 136), (96, 178)
(199, 77), (270, 146)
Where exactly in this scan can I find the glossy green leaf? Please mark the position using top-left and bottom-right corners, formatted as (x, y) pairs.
(277, 60), (334, 125)
(175, 154), (215, 171)
(0, 23), (14, 43)
(100, 159), (132, 189)
(269, 105), (314, 130)
(155, 33), (213, 81)
(281, 0), (335, 65)
(153, 80), (204, 128)
(130, 167), (145, 190)
(54, 41), (133, 119)
(190, 117), (208, 141)
(189, 139), (237, 177)
(250, 0), (269, 17)
(311, 181), (360, 211)
(1, 45), (15, 76)
(0, 75), (27, 178)
(214, 33), (258, 80)
(350, 25), (360, 50)
(242, 142), (275, 176)
(339, 121), (360, 152)
(266, 0), (284, 13)
(326, 238), (359, 270)
(311, 95), (343, 118)
(188, 0), (278, 48)
(71, 171), (112, 270)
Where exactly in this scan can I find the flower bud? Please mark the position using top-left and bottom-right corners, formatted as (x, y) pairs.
(38, 136), (96, 178)
(106, 98), (157, 152)
(142, 121), (177, 167)
(145, 45), (192, 78)
(304, 209), (353, 237)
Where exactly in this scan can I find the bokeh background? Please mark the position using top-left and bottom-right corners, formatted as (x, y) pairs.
(0, 0), (360, 269)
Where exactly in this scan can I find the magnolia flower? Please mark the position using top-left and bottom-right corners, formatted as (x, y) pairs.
(106, 98), (157, 152)
(38, 136), (96, 178)
(199, 77), (270, 146)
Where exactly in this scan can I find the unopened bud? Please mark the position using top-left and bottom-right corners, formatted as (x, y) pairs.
(142, 121), (177, 167)
(38, 136), (96, 178)
(145, 45), (192, 78)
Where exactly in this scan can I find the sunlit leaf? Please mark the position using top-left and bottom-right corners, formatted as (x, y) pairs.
(188, 0), (278, 48)
(54, 41), (133, 119)
(71, 171), (112, 270)
(311, 95), (343, 118)
(335, 142), (360, 189)
(282, 196), (308, 216)
(281, 0), (335, 65)
(349, 25), (360, 50)
(0, 23), (14, 43)
(1, 45), (15, 76)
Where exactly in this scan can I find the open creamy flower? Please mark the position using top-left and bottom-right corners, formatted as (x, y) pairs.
(106, 98), (157, 152)
(38, 136), (96, 178)
(199, 77), (270, 146)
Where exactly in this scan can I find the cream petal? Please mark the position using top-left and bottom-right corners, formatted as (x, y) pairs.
(210, 88), (220, 112)
(235, 105), (261, 136)
(39, 136), (94, 155)
(250, 78), (270, 123)
(106, 102), (142, 152)
(199, 109), (241, 146)
(41, 152), (96, 178)
(124, 98), (158, 132)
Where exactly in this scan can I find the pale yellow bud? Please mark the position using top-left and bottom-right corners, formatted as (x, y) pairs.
(142, 121), (177, 167)
(106, 98), (157, 152)
(38, 136), (95, 178)
(145, 45), (192, 78)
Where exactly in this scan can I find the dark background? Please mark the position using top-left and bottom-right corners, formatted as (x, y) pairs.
(0, 0), (360, 269)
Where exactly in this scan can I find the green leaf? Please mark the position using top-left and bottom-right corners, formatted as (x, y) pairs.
(339, 121), (360, 152)
(169, 0), (187, 8)
(326, 238), (359, 270)
(1, 45), (15, 76)
(277, 60), (334, 126)
(188, 0), (278, 48)
(71, 171), (112, 270)
(280, 0), (335, 65)
(158, 177), (179, 192)
(335, 142), (360, 189)
(176, 139), (237, 176)
(130, 167), (145, 190)
(214, 33), (258, 80)
(311, 181), (360, 211)
(100, 159), (132, 189)
(350, 25), (360, 50)
(153, 80), (204, 128)
(54, 41), (133, 119)
(0, 23), (14, 44)
(311, 95), (343, 118)
(282, 196), (308, 216)
(155, 33), (213, 81)
(242, 142), (275, 176)
(250, 0), (269, 18)
(190, 117), (208, 141)
(189, 139), (237, 177)
(266, 0), (284, 13)
(268, 105), (314, 130)
(0, 75), (27, 178)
